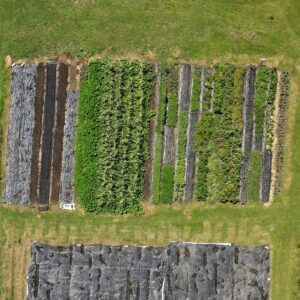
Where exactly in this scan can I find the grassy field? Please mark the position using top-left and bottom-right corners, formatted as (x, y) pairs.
(0, 0), (300, 299)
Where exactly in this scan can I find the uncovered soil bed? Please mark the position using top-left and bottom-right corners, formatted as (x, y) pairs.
(50, 63), (68, 204)
(29, 63), (45, 205)
(38, 62), (57, 209)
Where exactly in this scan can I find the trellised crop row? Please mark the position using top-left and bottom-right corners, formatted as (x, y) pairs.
(75, 60), (153, 214)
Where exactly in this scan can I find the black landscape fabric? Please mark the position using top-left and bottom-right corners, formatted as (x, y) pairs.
(27, 242), (270, 299)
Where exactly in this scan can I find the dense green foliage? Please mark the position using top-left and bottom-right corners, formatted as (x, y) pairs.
(253, 67), (278, 149)
(174, 110), (188, 200)
(232, 67), (246, 131)
(253, 67), (269, 144)
(75, 60), (153, 214)
(194, 112), (215, 200)
(159, 165), (175, 203)
(193, 68), (215, 201)
(152, 63), (167, 204)
(265, 68), (278, 149)
(194, 65), (244, 202)
(153, 64), (179, 203)
(246, 151), (263, 202)
(203, 70), (214, 113)
(191, 68), (201, 111)
(166, 66), (179, 127)
(245, 66), (277, 201)
(207, 64), (243, 202)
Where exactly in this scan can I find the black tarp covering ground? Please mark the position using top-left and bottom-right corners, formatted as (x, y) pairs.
(59, 90), (79, 205)
(3, 64), (37, 204)
(3, 62), (79, 209)
(27, 242), (270, 300)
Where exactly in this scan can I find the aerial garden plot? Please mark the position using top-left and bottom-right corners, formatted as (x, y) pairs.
(0, 58), (289, 299)
(3, 60), (289, 214)
(1, 0), (300, 299)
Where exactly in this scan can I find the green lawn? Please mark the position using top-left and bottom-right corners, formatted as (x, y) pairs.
(0, 0), (300, 299)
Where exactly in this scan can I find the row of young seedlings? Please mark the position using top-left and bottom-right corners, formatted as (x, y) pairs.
(75, 60), (153, 214)
(150, 63), (288, 204)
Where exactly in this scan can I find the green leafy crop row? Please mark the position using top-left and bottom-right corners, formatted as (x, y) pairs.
(75, 60), (153, 214)
(253, 66), (277, 150)
(152, 63), (167, 204)
(174, 110), (189, 200)
(207, 64), (243, 202)
(246, 66), (277, 201)
(191, 68), (201, 112)
(264, 68), (278, 149)
(246, 151), (263, 201)
(194, 112), (215, 200)
(202, 69), (214, 113)
(152, 64), (180, 204)
(194, 64), (244, 203)
(166, 65), (179, 127)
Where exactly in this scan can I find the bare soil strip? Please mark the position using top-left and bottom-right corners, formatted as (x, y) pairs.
(38, 62), (57, 209)
(50, 63), (68, 204)
(162, 125), (176, 166)
(29, 63), (45, 205)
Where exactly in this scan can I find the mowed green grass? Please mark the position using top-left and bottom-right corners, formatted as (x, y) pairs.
(0, 0), (300, 299)
(0, 0), (299, 61)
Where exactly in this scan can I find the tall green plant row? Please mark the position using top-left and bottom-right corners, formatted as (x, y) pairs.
(152, 63), (167, 204)
(75, 60), (153, 214)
